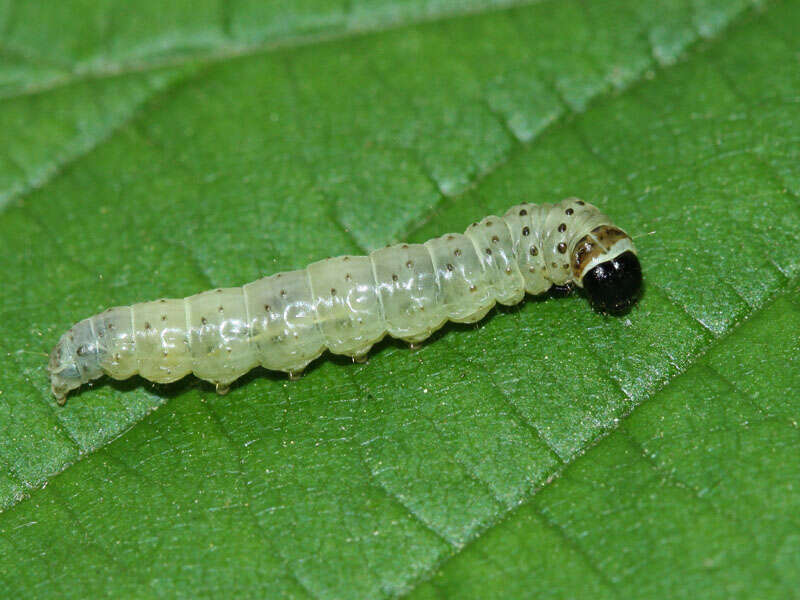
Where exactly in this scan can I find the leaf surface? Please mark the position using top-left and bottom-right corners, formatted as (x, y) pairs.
(0, 0), (797, 597)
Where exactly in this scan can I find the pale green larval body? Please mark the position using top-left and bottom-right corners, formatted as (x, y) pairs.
(48, 199), (634, 402)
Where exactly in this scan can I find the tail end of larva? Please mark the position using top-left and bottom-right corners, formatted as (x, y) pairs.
(48, 318), (105, 405)
(52, 387), (67, 406)
(48, 340), (82, 405)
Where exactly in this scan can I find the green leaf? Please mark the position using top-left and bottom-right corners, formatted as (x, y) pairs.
(0, 0), (798, 597)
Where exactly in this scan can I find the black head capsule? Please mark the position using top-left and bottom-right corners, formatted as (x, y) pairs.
(582, 251), (643, 314)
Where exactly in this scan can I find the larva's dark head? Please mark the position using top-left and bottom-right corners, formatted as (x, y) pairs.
(581, 251), (642, 314)
(48, 319), (103, 404)
(572, 226), (642, 314)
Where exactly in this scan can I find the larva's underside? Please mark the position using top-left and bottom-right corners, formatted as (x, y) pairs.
(49, 199), (642, 403)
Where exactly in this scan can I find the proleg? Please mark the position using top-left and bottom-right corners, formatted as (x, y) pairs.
(48, 198), (642, 403)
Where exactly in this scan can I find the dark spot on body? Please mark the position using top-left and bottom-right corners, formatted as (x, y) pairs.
(264, 304), (270, 312)
(566, 208), (574, 215)
(447, 235), (455, 241)
(469, 285), (477, 292)
(491, 235), (499, 243)
(530, 246), (538, 256)
(76, 345), (88, 356)
(522, 226), (530, 236)
(392, 274), (398, 282)
(216, 288), (222, 293)
(557, 242), (567, 253)
(161, 315), (167, 321)
(454, 248), (462, 256)
(446, 263), (454, 271)
(280, 289), (286, 297)
(331, 288), (337, 296)
(485, 248), (492, 255)
(519, 209), (528, 216)
(402, 244), (409, 249)
(218, 306), (224, 312)
(345, 273), (351, 281)
(406, 260), (413, 268)
(201, 317), (208, 325)
(144, 322), (151, 329)
(486, 221), (493, 226)
(577, 200), (585, 205)
(558, 223), (567, 233)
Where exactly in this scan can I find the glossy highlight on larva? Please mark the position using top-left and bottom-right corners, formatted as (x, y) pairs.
(48, 198), (642, 403)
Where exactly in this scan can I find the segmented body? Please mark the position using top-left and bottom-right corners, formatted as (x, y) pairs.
(49, 199), (637, 402)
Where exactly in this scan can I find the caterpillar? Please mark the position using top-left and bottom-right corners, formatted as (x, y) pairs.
(48, 198), (642, 404)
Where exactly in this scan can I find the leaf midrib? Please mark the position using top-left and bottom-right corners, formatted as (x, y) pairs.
(0, 0), (548, 217)
(1, 0), (548, 102)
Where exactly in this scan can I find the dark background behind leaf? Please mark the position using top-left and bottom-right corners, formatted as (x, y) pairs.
(0, 0), (798, 597)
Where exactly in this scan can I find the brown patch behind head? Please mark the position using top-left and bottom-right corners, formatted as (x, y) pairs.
(590, 225), (629, 249)
(571, 226), (630, 281)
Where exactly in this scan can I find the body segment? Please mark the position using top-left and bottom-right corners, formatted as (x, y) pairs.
(48, 199), (642, 402)
(369, 243), (444, 343)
